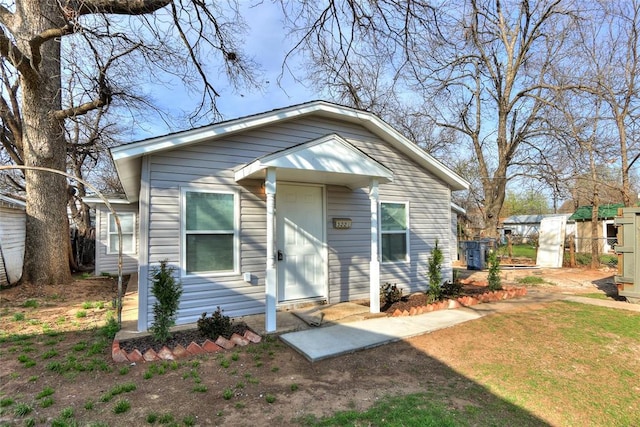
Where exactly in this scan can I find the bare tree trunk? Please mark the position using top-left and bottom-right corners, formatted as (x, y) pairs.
(568, 234), (576, 268)
(18, 1), (71, 285)
(589, 147), (600, 270)
(590, 201), (600, 269)
(616, 116), (632, 206)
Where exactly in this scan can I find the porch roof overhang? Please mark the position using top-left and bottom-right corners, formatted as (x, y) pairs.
(234, 134), (393, 189)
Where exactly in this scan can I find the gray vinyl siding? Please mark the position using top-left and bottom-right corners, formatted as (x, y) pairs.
(142, 115), (453, 327)
(94, 204), (139, 275)
(322, 118), (452, 297)
(0, 206), (26, 285)
(451, 213), (459, 262)
(326, 185), (372, 303)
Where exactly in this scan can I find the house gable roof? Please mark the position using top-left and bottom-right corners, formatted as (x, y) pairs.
(569, 204), (625, 221)
(235, 134), (393, 189)
(111, 100), (469, 201)
(503, 214), (571, 225)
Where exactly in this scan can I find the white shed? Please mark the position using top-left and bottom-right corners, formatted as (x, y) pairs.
(0, 195), (26, 286)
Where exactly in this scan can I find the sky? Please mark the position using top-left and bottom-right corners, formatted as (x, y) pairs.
(129, 2), (317, 141)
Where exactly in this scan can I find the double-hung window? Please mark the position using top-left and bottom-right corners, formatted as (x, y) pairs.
(183, 190), (237, 275)
(380, 202), (408, 262)
(107, 212), (135, 254)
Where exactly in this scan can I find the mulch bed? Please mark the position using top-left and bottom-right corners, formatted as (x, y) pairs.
(118, 323), (251, 354)
(378, 283), (493, 313)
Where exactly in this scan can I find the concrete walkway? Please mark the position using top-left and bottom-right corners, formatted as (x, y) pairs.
(280, 309), (482, 362)
(279, 290), (640, 362)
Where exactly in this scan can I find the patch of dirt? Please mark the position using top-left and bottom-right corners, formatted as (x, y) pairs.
(0, 275), (122, 335)
(0, 267), (623, 426)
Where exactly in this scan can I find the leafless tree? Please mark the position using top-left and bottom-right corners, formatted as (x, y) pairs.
(572, 0), (640, 207)
(0, 1), (260, 285)
(547, 85), (620, 267)
(281, 0), (581, 237)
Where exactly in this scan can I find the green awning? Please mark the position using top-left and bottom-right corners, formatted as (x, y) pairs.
(569, 204), (625, 221)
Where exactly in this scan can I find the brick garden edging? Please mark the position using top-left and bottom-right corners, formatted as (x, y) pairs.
(112, 329), (262, 363)
(391, 286), (528, 317)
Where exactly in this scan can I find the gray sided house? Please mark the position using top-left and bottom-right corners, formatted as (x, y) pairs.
(98, 101), (469, 332)
(501, 214), (574, 243)
(91, 198), (139, 276)
(0, 195), (26, 286)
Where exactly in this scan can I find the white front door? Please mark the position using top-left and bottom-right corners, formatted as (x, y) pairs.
(276, 184), (326, 302)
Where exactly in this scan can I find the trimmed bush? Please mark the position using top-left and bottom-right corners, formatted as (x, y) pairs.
(197, 307), (233, 340)
(487, 250), (502, 291)
(426, 241), (444, 302)
(149, 260), (183, 343)
(380, 282), (403, 306)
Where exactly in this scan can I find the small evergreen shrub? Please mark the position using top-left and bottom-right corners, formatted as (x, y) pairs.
(380, 282), (403, 306)
(149, 260), (183, 343)
(426, 241), (444, 302)
(197, 307), (233, 340)
(441, 280), (462, 298)
(487, 250), (502, 291)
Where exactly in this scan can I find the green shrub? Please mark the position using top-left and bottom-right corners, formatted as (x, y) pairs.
(487, 250), (502, 291)
(380, 282), (403, 306)
(441, 280), (462, 298)
(197, 307), (232, 340)
(600, 254), (617, 265)
(426, 241), (444, 302)
(149, 260), (183, 343)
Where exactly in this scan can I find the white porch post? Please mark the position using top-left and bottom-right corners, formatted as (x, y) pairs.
(369, 178), (380, 313)
(265, 168), (277, 332)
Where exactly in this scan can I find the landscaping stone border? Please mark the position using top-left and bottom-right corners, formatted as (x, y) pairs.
(391, 286), (528, 317)
(112, 286), (527, 362)
(111, 329), (262, 363)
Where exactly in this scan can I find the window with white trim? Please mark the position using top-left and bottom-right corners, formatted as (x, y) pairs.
(380, 202), (408, 262)
(107, 212), (135, 254)
(183, 190), (237, 275)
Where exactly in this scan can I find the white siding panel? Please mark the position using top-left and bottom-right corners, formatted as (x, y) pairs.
(0, 206), (26, 284)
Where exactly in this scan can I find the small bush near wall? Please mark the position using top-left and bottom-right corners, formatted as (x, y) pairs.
(426, 241), (444, 302)
(149, 260), (183, 343)
(380, 283), (403, 307)
(197, 307), (234, 340)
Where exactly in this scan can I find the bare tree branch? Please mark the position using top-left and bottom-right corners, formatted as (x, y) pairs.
(29, 25), (74, 69)
(68, 0), (172, 16)
(0, 5), (14, 29)
(0, 27), (35, 78)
